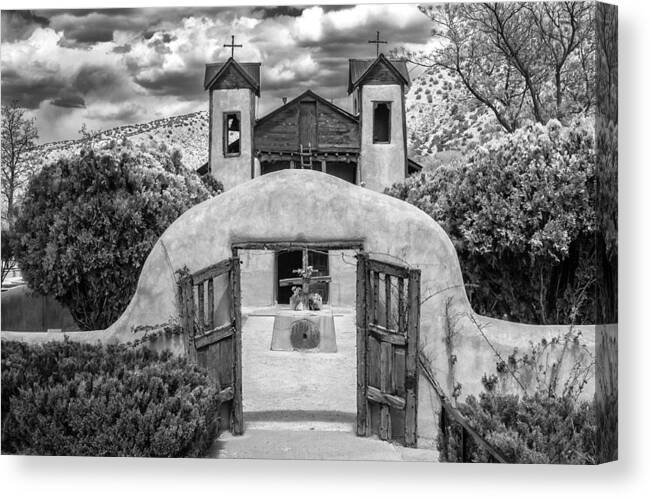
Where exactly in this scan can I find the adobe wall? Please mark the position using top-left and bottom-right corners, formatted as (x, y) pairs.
(1, 170), (599, 448)
(359, 85), (406, 192)
(209, 87), (255, 190)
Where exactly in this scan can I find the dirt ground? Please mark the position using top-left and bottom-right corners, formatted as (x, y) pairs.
(240, 308), (357, 417)
(210, 307), (438, 461)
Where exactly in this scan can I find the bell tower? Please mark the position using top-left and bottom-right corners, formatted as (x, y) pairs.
(348, 51), (410, 192)
(204, 37), (261, 191)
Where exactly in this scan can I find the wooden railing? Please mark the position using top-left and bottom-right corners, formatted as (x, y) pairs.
(418, 352), (509, 464)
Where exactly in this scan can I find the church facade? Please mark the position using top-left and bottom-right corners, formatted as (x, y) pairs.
(201, 52), (421, 308)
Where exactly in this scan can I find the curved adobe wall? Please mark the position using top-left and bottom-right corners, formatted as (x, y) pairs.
(1, 169), (595, 446)
(106, 169), (471, 365)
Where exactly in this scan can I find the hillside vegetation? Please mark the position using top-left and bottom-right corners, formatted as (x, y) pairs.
(27, 111), (209, 171)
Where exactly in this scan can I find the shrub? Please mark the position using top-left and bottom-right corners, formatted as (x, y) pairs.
(387, 118), (596, 324)
(439, 333), (596, 464)
(1, 340), (220, 457)
(13, 140), (218, 330)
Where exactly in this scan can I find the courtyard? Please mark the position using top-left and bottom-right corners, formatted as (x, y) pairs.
(208, 307), (437, 461)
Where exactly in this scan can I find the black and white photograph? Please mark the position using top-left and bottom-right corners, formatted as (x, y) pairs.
(1, 0), (618, 468)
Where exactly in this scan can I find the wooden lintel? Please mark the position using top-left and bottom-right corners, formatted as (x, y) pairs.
(232, 240), (364, 251)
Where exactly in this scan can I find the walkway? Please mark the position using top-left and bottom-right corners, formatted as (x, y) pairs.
(207, 308), (438, 461)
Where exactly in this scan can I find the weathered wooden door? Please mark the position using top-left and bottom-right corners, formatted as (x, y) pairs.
(178, 258), (243, 435)
(298, 100), (317, 149)
(356, 253), (420, 447)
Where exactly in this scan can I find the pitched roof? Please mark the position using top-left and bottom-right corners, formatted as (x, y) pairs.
(204, 58), (261, 95)
(255, 89), (358, 128)
(348, 54), (410, 93)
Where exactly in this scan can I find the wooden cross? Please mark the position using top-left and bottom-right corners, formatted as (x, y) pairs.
(278, 248), (331, 305)
(368, 31), (387, 56)
(224, 35), (242, 58)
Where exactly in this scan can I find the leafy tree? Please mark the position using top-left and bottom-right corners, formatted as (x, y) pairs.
(12, 140), (218, 330)
(408, 2), (594, 132)
(1, 101), (38, 220)
(387, 118), (595, 324)
(1, 226), (18, 285)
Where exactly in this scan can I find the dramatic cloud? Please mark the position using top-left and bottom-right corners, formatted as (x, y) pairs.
(1, 10), (49, 43)
(50, 92), (86, 108)
(1, 4), (434, 142)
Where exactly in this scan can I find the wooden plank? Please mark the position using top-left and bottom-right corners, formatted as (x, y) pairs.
(372, 271), (380, 325)
(385, 274), (392, 330)
(207, 278), (214, 330)
(355, 252), (368, 437)
(394, 349), (406, 397)
(194, 323), (234, 349)
(366, 386), (406, 410)
(184, 279), (196, 363)
(404, 268), (421, 447)
(197, 282), (205, 333)
(192, 259), (232, 284)
(398, 277), (405, 334)
(367, 259), (410, 279)
(230, 257), (244, 435)
(178, 283), (193, 358)
(364, 256), (373, 437)
(231, 240), (364, 251)
(369, 323), (405, 346)
(379, 341), (393, 440)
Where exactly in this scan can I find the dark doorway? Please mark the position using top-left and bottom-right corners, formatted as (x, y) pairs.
(373, 102), (391, 143)
(276, 249), (329, 304)
(326, 162), (357, 184)
(261, 160), (291, 175)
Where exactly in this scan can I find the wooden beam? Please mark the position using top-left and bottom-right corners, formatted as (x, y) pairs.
(231, 257), (244, 436)
(191, 259), (232, 284)
(369, 323), (405, 346)
(367, 259), (410, 279)
(379, 341), (393, 440)
(193, 322), (234, 349)
(356, 252), (368, 437)
(232, 240), (364, 251)
(405, 268), (421, 447)
(367, 385), (406, 410)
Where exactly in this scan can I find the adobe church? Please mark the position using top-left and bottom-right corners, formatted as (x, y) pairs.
(200, 37), (421, 308)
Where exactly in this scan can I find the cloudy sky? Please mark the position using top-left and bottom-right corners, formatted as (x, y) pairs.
(1, 3), (435, 143)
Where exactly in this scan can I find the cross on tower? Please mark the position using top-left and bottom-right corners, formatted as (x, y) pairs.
(224, 35), (242, 58)
(368, 31), (387, 57)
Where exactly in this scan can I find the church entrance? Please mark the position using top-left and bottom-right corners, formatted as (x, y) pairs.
(276, 248), (329, 304)
(178, 242), (421, 448)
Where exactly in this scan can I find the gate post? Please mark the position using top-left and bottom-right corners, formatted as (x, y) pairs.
(355, 252), (369, 437)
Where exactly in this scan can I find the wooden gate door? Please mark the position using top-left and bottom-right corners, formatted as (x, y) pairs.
(356, 253), (421, 446)
(178, 258), (243, 435)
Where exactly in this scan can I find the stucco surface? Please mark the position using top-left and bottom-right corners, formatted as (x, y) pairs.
(359, 85), (406, 192)
(210, 88), (254, 190)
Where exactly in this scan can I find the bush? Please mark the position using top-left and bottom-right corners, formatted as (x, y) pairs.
(387, 119), (596, 324)
(13, 140), (218, 330)
(1, 340), (221, 457)
(439, 333), (596, 464)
